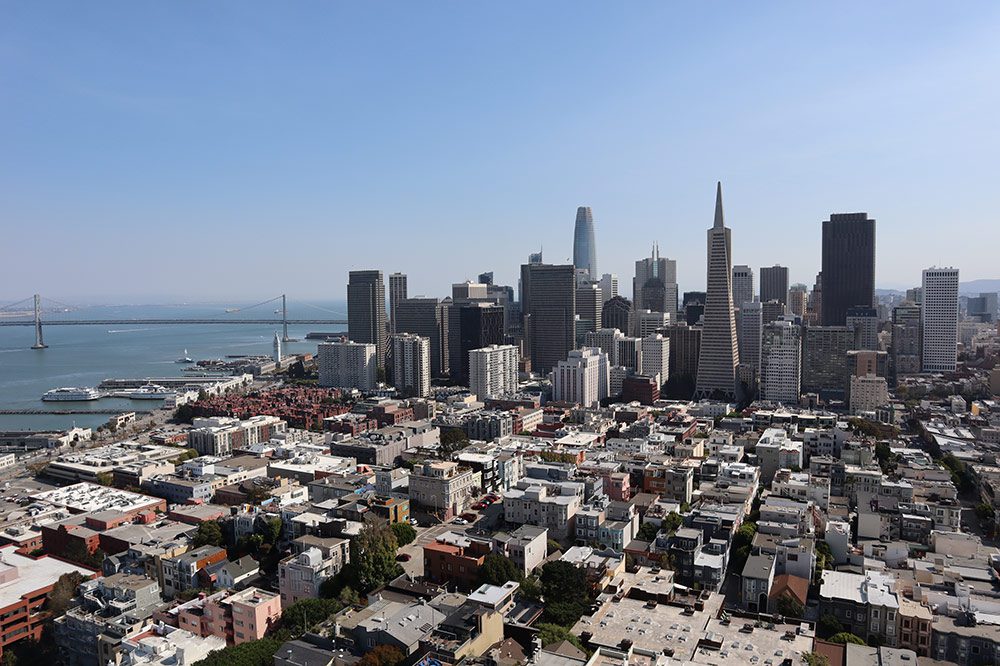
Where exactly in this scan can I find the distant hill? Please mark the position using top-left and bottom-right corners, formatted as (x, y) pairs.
(960, 279), (1000, 295)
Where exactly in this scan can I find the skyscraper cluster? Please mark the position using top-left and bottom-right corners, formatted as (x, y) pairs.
(339, 182), (963, 410)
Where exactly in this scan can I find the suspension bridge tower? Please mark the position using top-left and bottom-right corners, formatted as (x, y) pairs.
(31, 294), (47, 349)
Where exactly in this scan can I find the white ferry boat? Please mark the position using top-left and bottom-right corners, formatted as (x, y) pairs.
(42, 387), (101, 401)
(175, 349), (194, 364)
(127, 384), (175, 400)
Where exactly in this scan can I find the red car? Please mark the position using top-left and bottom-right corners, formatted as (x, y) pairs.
(473, 502), (487, 510)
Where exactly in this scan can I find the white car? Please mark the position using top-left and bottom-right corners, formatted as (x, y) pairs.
(409, 518), (418, 526)
(453, 518), (468, 525)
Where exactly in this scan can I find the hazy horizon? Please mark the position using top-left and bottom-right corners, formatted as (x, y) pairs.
(3, 2), (999, 303)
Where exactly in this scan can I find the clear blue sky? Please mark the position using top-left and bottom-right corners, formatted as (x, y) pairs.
(2, 2), (998, 303)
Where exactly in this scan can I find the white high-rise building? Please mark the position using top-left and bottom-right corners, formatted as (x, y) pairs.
(640, 334), (670, 385)
(732, 265), (755, 311)
(391, 333), (431, 398)
(584, 328), (625, 364)
(469, 344), (519, 399)
(760, 319), (801, 404)
(850, 374), (889, 415)
(318, 341), (377, 390)
(635, 309), (670, 338)
(598, 273), (619, 304)
(921, 268), (959, 373)
(552, 347), (609, 408)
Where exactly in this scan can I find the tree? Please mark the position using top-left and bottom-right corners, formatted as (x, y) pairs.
(479, 553), (523, 586)
(775, 593), (804, 618)
(46, 571), (85, 616)
(540, 561), (589, 625)
(440, 428), (470, 454)
(280, 598), (342, 635)
(95, 472), (114, 487)
(976, 503), (996, 521)
(349, 518), (402, 593)
(728, 521), (757, 575)
(817, 614), (843, 639)
(662, 512), (683, 535)
(519, 575), (542, 601)
(357, 645), (404, 666)
(546, 539), (563, 556)
(803, 652), (830, 666)
(829, 632), (866, 645)
(390, 522), (416, 546)
(636, 522), (660, 542)
(193, 637), (284, 666)
(192, 521), (224, 548)
(537, 623), (586, 651)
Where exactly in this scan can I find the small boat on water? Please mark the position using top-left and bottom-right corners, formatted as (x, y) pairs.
(175, 349), (194, 364)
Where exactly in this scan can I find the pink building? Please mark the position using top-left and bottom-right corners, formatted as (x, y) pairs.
(605, 471), (631, 502)
(164, 587), (281, 645)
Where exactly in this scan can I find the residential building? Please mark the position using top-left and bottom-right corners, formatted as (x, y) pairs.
(166, 587), (282, 646)
(552, 347), (610, 408)
(801, 325), (854, 399)
(468, 344), (519, 399)
(760, 319), (801, 404)
(640, 333), (669, 383)
(890, 304), (921, 384)
(391, 333), (431, 398)
(279, 537), (349, 606)
(850, 375), (889, 414)
(161, 546), (227, 599)
(186, 415), (287, 457)
(846, 306), (879, 351)
(317, 340), (377, 390)
(408, 462), (478, 519)
(921, 267), (959, 372)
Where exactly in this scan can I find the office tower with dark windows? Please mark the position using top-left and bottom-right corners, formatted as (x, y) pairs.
(663, 323), (701, 385)
(347, 270), (387, 367)
(573, 206), (597, 279)
(732, 265), (755, 310)
(575, 283), (602, 336)
(921, 268), (959, 372)
(695, 183), (740, 400)
(478, 271), (494, 286)
(388, 272), (407, 334)
(801, 326), (854, 399)
(806, 272), (823, 325)
(683, 292), (706, 327)
(738, 299), (763, 374)
(890, 304), (921, 384)
(601, 295), (632, 334)
(846, 306), (879, 351)
(760, 265), (789, 306)
(821, 213), (876, 326)
(634, 245), (678, 320)
(521, 263), (576, 374)
(396, 297), (447, 378)
(449, 302), (505, 386)
(762, 299), (785, 326)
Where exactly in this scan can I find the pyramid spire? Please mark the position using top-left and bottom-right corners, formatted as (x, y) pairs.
(714, 181), (725, 228)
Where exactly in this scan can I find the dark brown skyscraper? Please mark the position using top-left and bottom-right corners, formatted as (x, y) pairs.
(521, 263), (576, 373)
(347, 270), (386, 367)
(821, 213), (875, 326)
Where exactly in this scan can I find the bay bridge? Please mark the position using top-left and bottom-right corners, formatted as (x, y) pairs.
(0, 294), (348, 349)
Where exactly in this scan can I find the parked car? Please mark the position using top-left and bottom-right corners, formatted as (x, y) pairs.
(453, 518), (468, 525)
(472, 502), (487, 510)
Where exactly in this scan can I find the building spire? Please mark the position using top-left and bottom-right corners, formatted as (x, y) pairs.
(714, 181), (724, 228)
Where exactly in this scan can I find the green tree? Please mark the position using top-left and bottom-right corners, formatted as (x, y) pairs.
(976, 503), (996, 521)
(803, 652), (831, 666)
(349, 518), (403, 593)
(829, 632), (866, 645)
(192, 521), (224, 548)
(357, 645), (405, 666)
(479, 553), (523, 586)
(193, 637), (284, 666)
(390, 521), (416, 546)
(775, 593), (803, 618)
(728, 521), (757, 575)
(95, 472), (114, 487)
(817, 614), (843, 639)
(518, 575), (542, 601)
(546, 539), (563, 556)
(440, 428), (470, 454)
(46, 571), (85, 616)
(537, 623), (586, 651)
(662, 512), (683, 534)
(540, 561), (589, 625)
(280, 598), (342, 635)
(636, 522), (660, 541)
